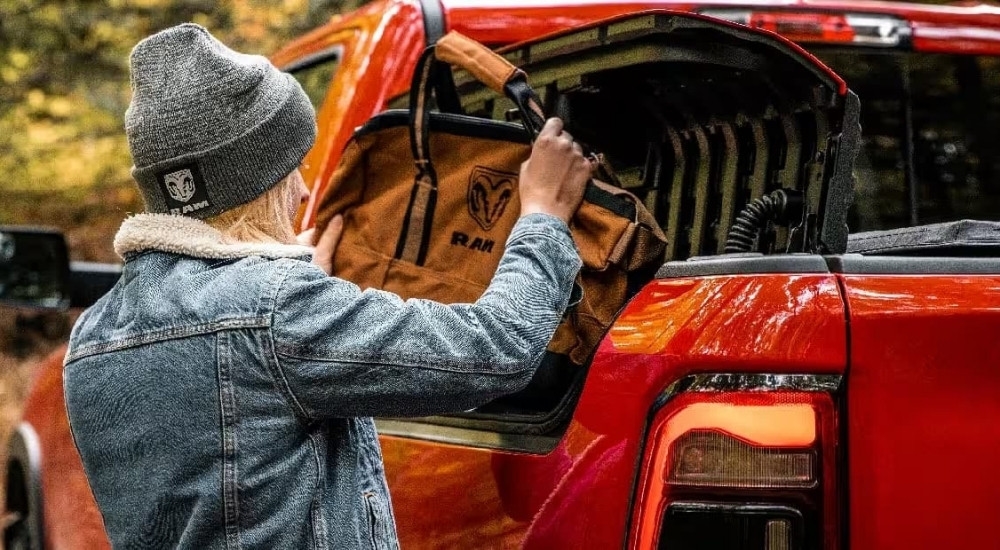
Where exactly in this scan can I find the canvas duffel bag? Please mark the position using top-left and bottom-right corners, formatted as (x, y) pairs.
(315, 31), (667, 369)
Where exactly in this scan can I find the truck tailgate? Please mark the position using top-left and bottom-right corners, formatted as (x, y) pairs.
(841, 266), (1000, 549)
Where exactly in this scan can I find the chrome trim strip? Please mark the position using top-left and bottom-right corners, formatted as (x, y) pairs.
(668, 501), (804, 517)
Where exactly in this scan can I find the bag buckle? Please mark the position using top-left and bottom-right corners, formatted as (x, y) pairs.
(414, 158), (431, 176)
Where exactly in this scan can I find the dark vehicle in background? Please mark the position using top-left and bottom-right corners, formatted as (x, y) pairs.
(4, 1), (1000, 549)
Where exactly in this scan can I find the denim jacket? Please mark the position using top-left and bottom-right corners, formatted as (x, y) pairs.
(63, 212), (581, 549)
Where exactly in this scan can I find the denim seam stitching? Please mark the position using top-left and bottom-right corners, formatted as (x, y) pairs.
(263, 260), (315, 423)
(306, 430), (328, 549)
(362, 492), (386, 550)
(64, 317), (269, 363)
(273, 349), (534, 376)
(217, 331), (242, 550)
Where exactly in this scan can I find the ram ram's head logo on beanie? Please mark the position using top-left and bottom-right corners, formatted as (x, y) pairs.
(156, 164), (212, 216)
(164, 169), (196, 203)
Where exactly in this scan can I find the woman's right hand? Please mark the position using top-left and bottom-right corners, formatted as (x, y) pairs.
(518, 117), (592, 223)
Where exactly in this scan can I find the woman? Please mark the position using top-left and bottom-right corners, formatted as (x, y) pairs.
(63, 23), (590, 549)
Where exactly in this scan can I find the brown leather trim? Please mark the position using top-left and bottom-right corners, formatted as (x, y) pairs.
(435, 31), (520, 94)
(590, 178), (668, 269)
(608, 224), (637, 266)
(399, 177), (435, 263)
(611, 224), (667, 271)
(413, 59), (434, 162)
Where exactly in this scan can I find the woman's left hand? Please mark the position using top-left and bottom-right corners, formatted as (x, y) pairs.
(297, 214), (344, 275)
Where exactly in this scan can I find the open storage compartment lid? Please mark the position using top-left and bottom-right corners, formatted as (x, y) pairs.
(380, 10), (864, 439)
(413, 10), (862, 259)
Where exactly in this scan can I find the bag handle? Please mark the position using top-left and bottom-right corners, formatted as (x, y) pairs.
(435, 32), (520, 98)
(397, 33), (546, 264)
(435, 32), (546, 133)
(408, 32), (547, 175)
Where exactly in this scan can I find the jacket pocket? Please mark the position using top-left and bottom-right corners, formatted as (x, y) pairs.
(363, 491), (396, 550)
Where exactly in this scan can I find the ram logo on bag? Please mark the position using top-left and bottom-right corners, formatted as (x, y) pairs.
(468, 166), (517, 231)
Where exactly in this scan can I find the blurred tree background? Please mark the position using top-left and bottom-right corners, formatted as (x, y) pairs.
(0, 0), (364, 263)
(0, 0), (981, 264)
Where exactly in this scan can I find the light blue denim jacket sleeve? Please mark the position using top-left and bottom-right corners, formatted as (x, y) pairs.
(269, 213), (583, 419)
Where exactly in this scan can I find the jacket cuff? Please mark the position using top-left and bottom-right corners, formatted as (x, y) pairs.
(507, 213), (580, 260)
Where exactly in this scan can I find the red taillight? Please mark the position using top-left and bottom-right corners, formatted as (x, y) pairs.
(630, 376), (840, 550)
(701, 10), (910, 47)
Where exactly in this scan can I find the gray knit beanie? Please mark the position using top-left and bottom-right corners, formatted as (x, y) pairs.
(125, 23), (316, 218)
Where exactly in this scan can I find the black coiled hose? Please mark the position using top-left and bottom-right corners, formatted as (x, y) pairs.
(724, 189), (802, 253)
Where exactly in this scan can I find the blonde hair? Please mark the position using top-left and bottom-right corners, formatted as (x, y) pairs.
(205, 172), (300, 244)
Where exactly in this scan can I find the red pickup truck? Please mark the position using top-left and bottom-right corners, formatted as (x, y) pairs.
(4, 1), (1000, 549)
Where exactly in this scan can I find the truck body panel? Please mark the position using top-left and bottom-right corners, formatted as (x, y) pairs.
(844, 273), (1000, 550)
(382, 274), (847, 548)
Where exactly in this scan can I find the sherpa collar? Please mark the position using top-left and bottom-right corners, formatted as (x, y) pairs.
(113, 213), (314, 260)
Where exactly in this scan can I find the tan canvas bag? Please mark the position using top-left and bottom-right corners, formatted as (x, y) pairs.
(315, 31), (666, 368)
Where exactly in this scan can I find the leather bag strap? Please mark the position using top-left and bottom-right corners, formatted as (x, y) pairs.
(408, 31), (546, 158)
(435, 31), (545, 134)
(396, 47), (442, 264)
(397, 33), (545, 264)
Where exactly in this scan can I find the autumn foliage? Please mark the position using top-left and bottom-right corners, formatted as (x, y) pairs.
(0, 0), (364, 263)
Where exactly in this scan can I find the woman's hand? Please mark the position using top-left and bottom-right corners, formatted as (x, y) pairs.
(298, 214), (344, 275)
(518, 117), (593, 224)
